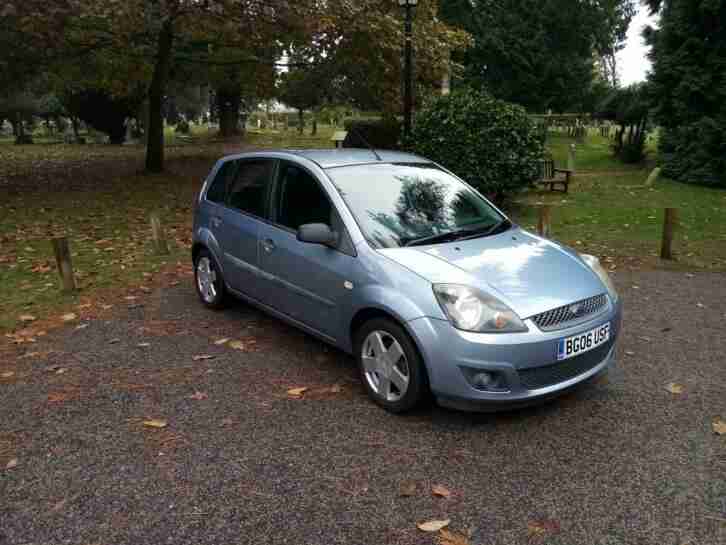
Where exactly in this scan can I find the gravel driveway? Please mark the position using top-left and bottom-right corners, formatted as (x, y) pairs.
(1, 270), (725, 545)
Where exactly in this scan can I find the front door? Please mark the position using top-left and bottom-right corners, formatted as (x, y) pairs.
(257, 161), (356, 340)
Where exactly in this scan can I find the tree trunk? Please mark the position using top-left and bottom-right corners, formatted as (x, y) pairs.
(297, 109), (304, 134)
(218, 90), (241, 137)
(311, 113), (317, 136)
(145, 20), (174, 173)
(71, 117), (81, 142)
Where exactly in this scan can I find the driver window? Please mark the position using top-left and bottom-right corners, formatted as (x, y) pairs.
(275, 163), (332, 230)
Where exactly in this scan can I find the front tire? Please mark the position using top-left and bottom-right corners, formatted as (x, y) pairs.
(354, 318), (429, 413)
(194, 248), (228, 309)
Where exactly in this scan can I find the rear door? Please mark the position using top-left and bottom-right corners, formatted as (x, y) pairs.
(257, 160), (356, 340)
(216, 158), (276, 297)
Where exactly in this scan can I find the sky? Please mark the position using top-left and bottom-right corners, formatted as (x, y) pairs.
(617, 6), (659, 86)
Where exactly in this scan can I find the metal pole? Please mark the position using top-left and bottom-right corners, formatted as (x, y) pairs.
(403, 4), (413, 141)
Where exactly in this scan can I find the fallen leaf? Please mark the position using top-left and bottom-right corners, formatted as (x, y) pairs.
(527, 519), (560, 538)
(625, 350), (635, 356)
(400, 480), (417, 497)
(1, 371), (15, 378)
(55, 368), (67, 375)
(438, 529), (471, 545)
(228, 340), (246, 350)
(417, 519), (450, 532)
(665, 382), (684, 395)
(287, 387), (308, 398)
(5, 458), (18, 470)
(432, 484), (452, 498)
(189, 391), (208, 400)
(75, 323), (89, 330)
(192, 354), (215, 361)
(48, 392), (69, 403)
(60, 313), (77, 322)
(143, 419), (168, 428)
(19, 314), (36, 322)
(214, 338), (230, 345)
(220, 417), (234, 426)
(137, 342), (151, 348)
(713, 418), (726, 436)
(108, 338), (121, 344)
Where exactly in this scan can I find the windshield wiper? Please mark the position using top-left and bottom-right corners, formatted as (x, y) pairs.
(403, 229), (474, 247)
(460, 219), (511, 240)
(403, 219), (511, 247)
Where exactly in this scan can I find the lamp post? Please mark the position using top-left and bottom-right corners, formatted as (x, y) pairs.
(399, 0), (417, 141)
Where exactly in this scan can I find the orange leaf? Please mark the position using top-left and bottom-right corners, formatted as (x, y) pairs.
(143, 419), (168, 428)
(48, 392), (69, 403)
(417, 519), (450, 532)
(438, 529), (471, 545)
(287, 387), (308, 398)
(432, 484), (452, 498)
(713, 418), (726, 435)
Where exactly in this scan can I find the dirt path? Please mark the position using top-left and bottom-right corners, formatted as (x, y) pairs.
(1, 271), (725, 544)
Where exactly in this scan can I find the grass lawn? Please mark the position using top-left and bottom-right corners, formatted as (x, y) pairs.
(1, 126), (724, 336)
(511, 132), (726, 272)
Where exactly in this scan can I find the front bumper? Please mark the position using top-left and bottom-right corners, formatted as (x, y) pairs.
(407, 299), (623, 412)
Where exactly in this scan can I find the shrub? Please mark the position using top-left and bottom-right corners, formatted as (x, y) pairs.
(175, 120), (190, 134)
(343, 118), (402, 150)
(408, 89), (545, 201)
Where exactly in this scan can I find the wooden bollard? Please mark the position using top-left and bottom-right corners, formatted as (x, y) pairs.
(51, 237), (77, 293)
(567, 143), (576, 173)
(150, 213), (169, 255)
(537, 205), (552, 237)
(660, 208), (678, 260)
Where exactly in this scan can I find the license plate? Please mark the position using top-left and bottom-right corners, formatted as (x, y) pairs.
(556, 322), (610, 361)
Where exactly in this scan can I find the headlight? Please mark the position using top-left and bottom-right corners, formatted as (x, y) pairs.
(432, 284), (528, 333)
(580, 254), (619, 302)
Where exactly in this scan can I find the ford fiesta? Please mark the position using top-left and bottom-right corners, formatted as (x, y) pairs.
(192, 149), (622, 413)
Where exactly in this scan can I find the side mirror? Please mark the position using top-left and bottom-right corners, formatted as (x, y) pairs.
(297, 223), (337, 246)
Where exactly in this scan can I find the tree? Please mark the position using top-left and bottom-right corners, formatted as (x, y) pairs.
(644, 0), (726, 187)
(596, 83), (650, 162)
(5, 0), (312, 171)
(439, 0), (635, 112)
(291, 0), (470, 117)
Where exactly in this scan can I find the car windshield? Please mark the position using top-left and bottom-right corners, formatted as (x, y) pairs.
(327, 163), (507, 249)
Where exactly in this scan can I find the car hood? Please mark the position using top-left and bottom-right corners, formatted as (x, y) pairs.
(377, 228), (606, 318)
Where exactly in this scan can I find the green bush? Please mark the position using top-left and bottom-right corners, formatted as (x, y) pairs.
(408, 89), (545, 201)
(658, 119), (726, 188)
(343, 119), (402, 150)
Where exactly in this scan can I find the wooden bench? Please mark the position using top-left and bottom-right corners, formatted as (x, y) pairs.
(536, 158), (572, 193)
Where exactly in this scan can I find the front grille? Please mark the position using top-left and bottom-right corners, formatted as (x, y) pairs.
(518, 339), (614, 390)
(532, 293), (608, 331)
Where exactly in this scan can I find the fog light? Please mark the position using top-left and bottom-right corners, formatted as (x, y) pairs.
(466, 369), (508, 392)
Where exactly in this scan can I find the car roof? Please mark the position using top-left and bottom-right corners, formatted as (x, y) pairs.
(220, 148), (431, 169)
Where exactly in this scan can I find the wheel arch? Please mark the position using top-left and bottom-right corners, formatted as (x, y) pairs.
(349, 306), (432, 386)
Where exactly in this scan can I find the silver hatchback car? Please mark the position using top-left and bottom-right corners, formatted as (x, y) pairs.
(192, 149), (622, 413)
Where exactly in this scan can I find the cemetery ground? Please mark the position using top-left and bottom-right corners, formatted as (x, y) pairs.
(1, 127), (725, 543)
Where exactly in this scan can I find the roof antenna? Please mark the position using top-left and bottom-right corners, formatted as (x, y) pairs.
(349, 126), (382, 161)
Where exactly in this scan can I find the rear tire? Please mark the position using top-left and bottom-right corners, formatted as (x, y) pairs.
(194, 248), (228, 309)
(354, 318), (429, 413)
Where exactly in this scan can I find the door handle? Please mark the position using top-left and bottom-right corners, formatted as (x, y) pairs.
(211, 216), (222, 228)
(261, 238), (276, 253)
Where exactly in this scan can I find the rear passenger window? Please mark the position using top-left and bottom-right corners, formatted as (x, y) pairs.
(206, 161), (236, 204)
(228, 160), (274, 218)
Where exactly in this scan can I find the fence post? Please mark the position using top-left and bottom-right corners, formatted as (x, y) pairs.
(150, 213), (169, 255)
(567, 144), (576, 173)
(645, 167), (661, 187)
(51, 237), (77, 293)
(660, 208), (678, 260)
(537, 205), (553, 238)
